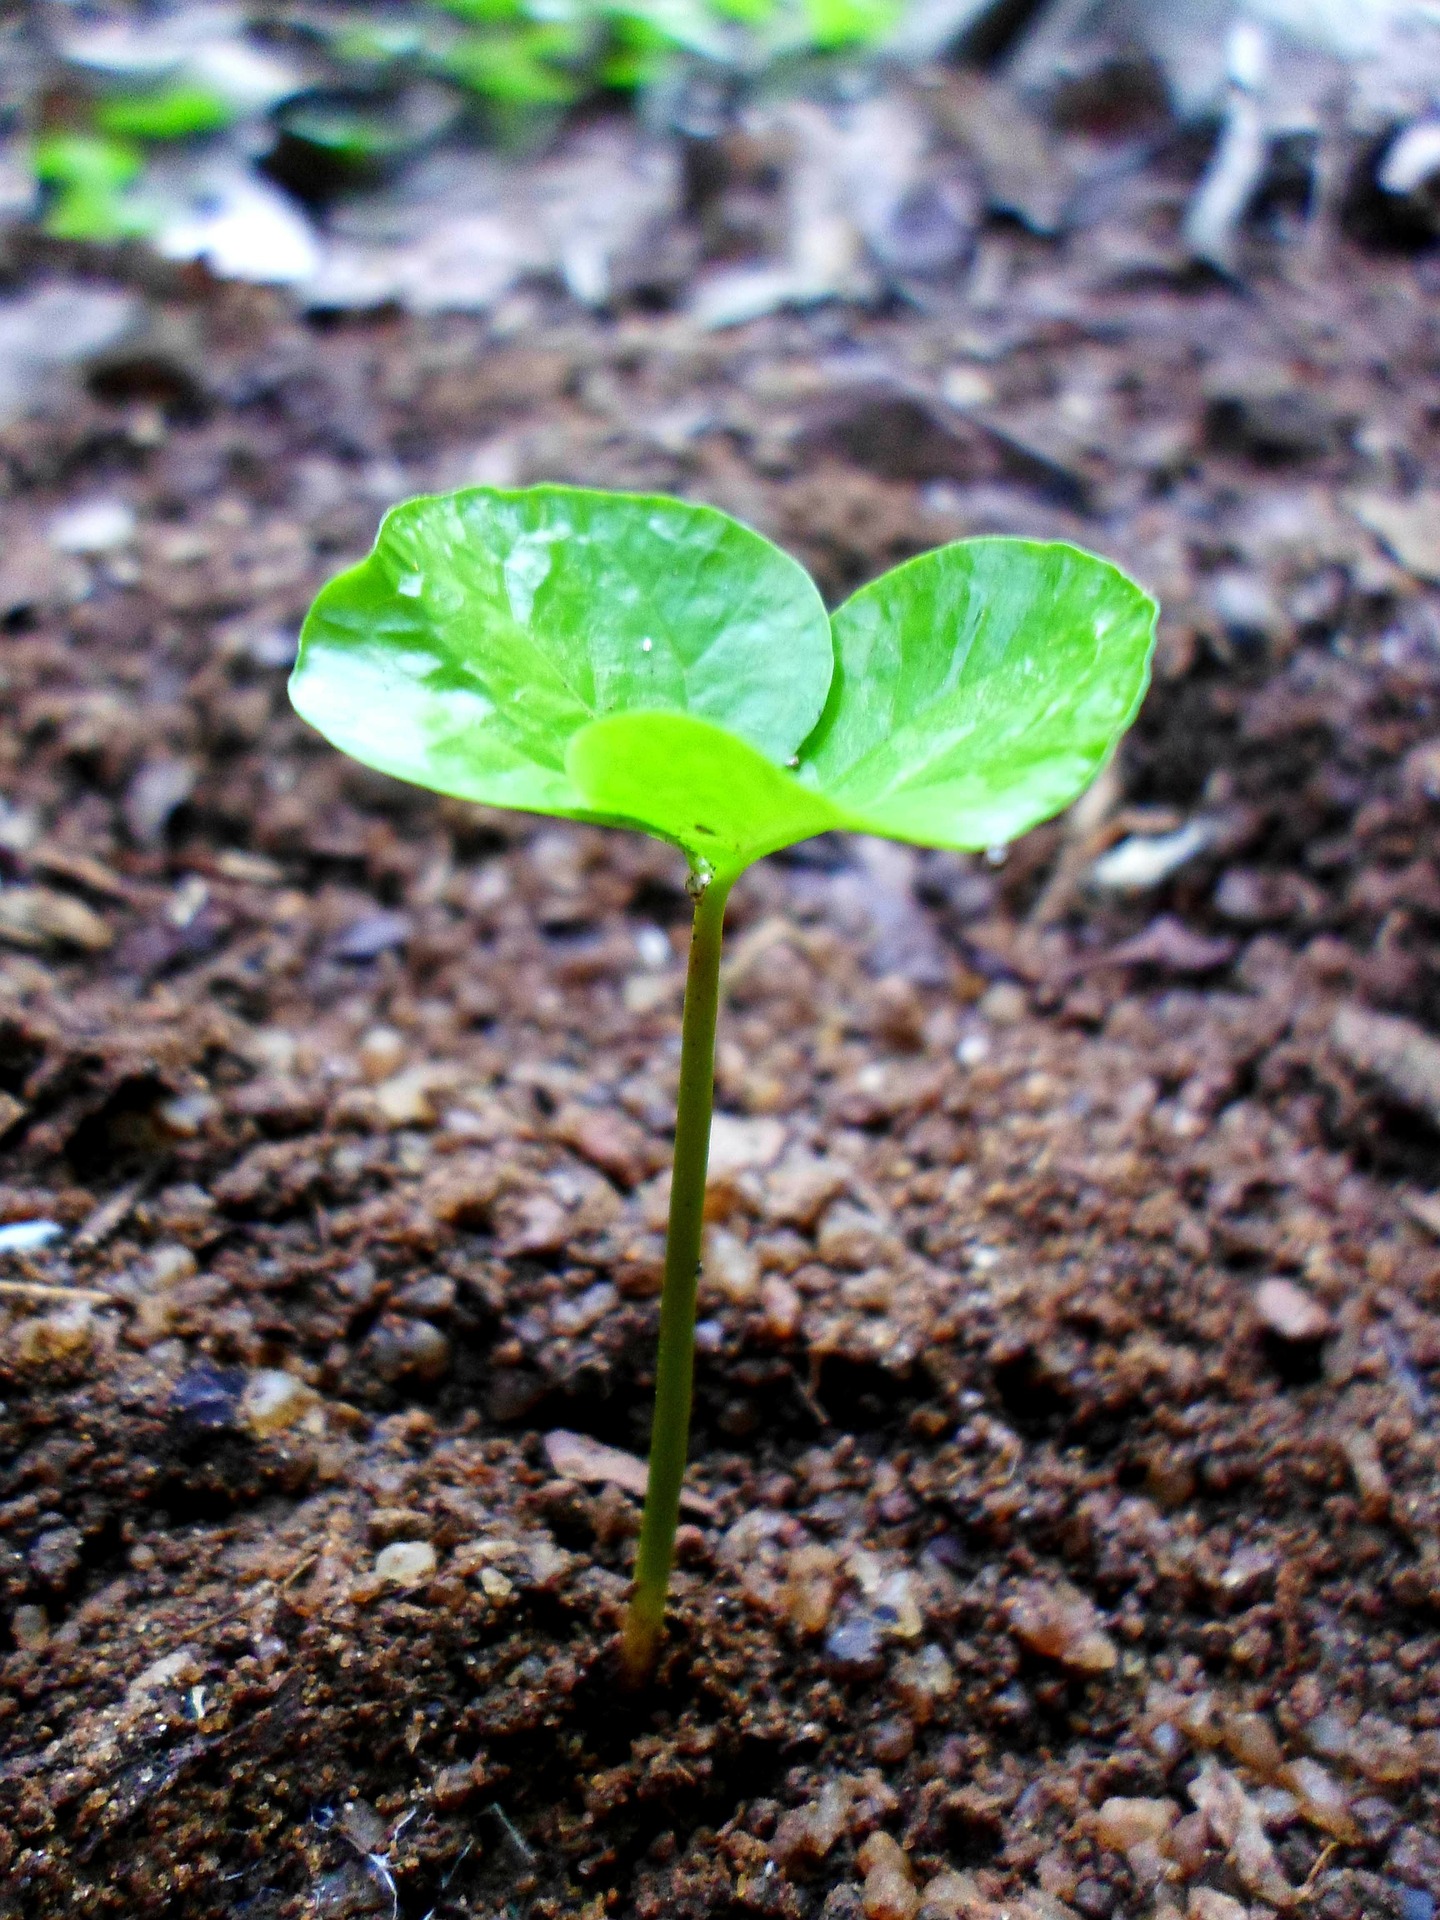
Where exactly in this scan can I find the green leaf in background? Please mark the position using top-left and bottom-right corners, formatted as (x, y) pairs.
(604, 0), (740, 61)
(95, 83), (236, 141)
(300, 0), (919, 131)
(427, 0), (529, 19)
(802, 0), (902, 49)
(32, 133), (156, 240)
(441, 25), (588, 105)
(333, 20), (434, 65)
(598, 19), (676, 91)
(290, 486), (835, 872)
(707, 0), (782, 24)
(797, 537), (1156, 848)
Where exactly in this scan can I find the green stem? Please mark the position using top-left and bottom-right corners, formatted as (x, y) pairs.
(620, 868), (733, 1685)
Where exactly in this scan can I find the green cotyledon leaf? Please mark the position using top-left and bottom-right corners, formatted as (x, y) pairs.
(289, 484), (835, 872)
(793, 536), (1156, 849)
(291, 490), (1155, 876)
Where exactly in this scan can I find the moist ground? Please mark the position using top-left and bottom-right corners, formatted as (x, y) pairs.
(2, 162), (1440, 1920)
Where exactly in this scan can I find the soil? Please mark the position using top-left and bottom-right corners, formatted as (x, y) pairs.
(3, 141), (1440, 1920)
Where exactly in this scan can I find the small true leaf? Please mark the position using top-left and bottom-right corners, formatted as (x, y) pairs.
(567, 711), (846, 870)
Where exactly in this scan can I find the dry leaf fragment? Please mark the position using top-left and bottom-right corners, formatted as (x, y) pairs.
(543, 1429), (715, 1518)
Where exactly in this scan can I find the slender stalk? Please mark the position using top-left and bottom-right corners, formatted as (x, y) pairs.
(620, 869), (733, 1685)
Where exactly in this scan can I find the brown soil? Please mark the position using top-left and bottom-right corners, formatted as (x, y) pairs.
(3, 160), (1440, 1920)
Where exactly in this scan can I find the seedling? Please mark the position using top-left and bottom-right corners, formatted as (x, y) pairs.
(290, 484), (1155, 1681)
(32, 133), (155, 243)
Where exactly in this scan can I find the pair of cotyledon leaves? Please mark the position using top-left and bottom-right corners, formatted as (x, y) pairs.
(290, 485), (1157, 880)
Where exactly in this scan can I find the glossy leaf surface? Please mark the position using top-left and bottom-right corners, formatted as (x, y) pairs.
(291, 485), (834, 869)
(796, 537), (1155, 849)
(292, 488), (1155, 876)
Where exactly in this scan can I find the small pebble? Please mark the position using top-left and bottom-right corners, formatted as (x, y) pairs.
(862, 1864), (918, 1920)
(1187, 1891), (1248, 1920)
(48, 497), (136, 554)
(1350, 1796), (1400, 1847)
(371, 1069), (437, 1128)
(1301, 1707), (1354, 1764)
(1348, 1712), (1421, 1785)
(552, 1280), (617, 1336)
(860, 1834), (917, 1920)
(0, 1218), (63, 1255)
(478, 1567), (514, 1602)
(1214, 1546), (1276, 1607)
(1391, 1826), (1440, 1894)
(823, 1611), (886, 1681)
(872, 1568), (923, 1642)
(977, 980), (1027, 1024)
(169, 1363), (246, 1432)
(432, 1762), (475, 1810)
(857, 1834), (911, 1881)
(915, 1870), (984, 1920)
(771, 1777), (853, 1870)
(1254, 1277), (1330, 1343)
(891, 1644), (956, 1723)
(1008, 1579), (1118, 1674)
(1281, 1756), (1361, 1842)
(367, 1507), (434, 1546)
(1073, 1878), (1116, 1918)
(362, 1314), (451, 1384)
(763, 1151), (848, 1229)
(393, 1274), (457, 1319)
(822, 1887), (867, 1920)
(1090, 1796), (1178, 1851)
(760, 1275), (802, 1341)
(1168, 1812), (1210, 1878)
(1222, 1711), (1284, 1780)
(781, 1543), (840, 1636)
(703, 1225), (759, 1305)
(357, 1025), (407, 1083)
(333, 912), (411, 961)
(868, 1716), (915, 1765)
(374, 1540), (437, 1588)
(242, 1368), (318, 1437)
(28, 1525), (83, 1589)
(11, 1604), (48, 1651)
(16, 1302), (93, 1367)
(553, 1101), (651, 1188)
(1341, 1429), (1391, 1520)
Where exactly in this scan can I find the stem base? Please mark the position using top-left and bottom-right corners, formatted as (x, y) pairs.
(619, 1600), (663, 1690)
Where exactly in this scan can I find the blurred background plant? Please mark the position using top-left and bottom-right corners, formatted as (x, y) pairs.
(8, 0), (926, 245)
(3, 2), (1439, 304)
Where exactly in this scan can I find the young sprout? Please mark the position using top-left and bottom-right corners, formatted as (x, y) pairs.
(290, 484), (1156, 1683)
